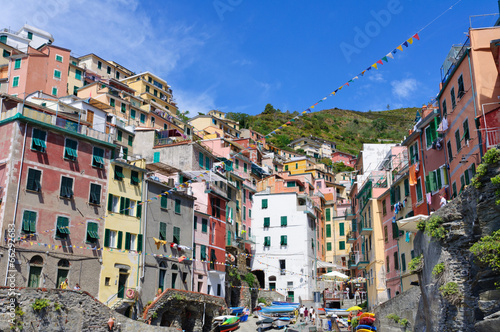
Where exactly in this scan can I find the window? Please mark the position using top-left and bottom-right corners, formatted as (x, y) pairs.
(447, 140), (453, 162)
(104, 229), (119, 248)
(339, 241), (345, 250)
(115, 71), (120, 79)
(153, 151), (160, 163)
(31, 128), (47, 152)
(392, 221), (400, 239)
(27, 32), (33, 40)
(339, 222), (345, 236)
(119, 197), (130, 215)
(114, 165), (124, 181)
(97, 61), (102, 69)
(394, 251), (399, 270)
(264, 217), (270, 227)
(26, 168), (41, 192)
(386, 256), (390, 273)
(264, 236), (271, 246)
(200, 245), (207, 260)
(243, 206), (246, 220)
(54, 69), (61, 79)
(130, 109), (136, 119)
(281, 235), (287, 245)
(92, 147), (104, 168)
(110, 98), (115, 107)
(128, 135), (133, 146)
(285, 165), (289, 171)
(73, 86), (79, 95)
(210, 250), (217, 270)
(117, 130), (122, 141)
(452, 181), (457, 198)
(442, 99), (447, 118)
(3, 49), (10, 58)
(458, 75), (464, 98)
(171, 226), (180, 244)
(404, 178), (410, 197)
(160, 195), (168, 209)
(60, 177), (74, 198)
(0, 35), (6, 43)
(455, 129), (461, 152)
(409, 142), (419, 165)
(425, 118), (439, 148)
(401, 253), (407, 272)
(416, 178), (423, 202)
(124, 232), (137, 251)
(64, 138), (78, 160)
(382, 200), (387, 215)
(146, 85), (150, 93)
(107, 194), (119, 212)
(201, 218), (208, 233)
(52, 87), (58, 96)
(89, 183), (101, 205)
(86, 222), (99, 243)
(14, 58), (21, 69)
(22, 210), (36, 234)
(326, 224), (331, 237)
(56, 216), (70, 239)
(198, 152), (204, 168)
(463, 118), (470, 142)
(140, 113), (146, 123)
(131, 171), (140, 185)
(449, 86), (456, 109)
(262, 199), (268, 209)
(205, 157), (210, 170)
(325, 208), (331, 221)
(12, 76), (19, 87)
(159, 222), (167, 240)
(279, 260), (286, 275)
(121, 103), (126, 113)
(244, 163), (247, 173)
(281, 216), (287, 227)
(327, 242), (332, 251)
(75, 69), (82, 80)
(175, 199), (181, 214)
(384, 225), (388, 243)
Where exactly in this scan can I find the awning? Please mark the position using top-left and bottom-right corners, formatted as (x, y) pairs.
(182, 170), (228, 183)
(316, 260), (348, 271)
(397, 214), (430, 232)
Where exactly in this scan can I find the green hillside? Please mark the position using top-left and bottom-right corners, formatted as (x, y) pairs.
(227, 104), (420, 156)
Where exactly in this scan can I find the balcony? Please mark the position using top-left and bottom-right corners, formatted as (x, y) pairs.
(347, 231), (356, 244)
(205, 181), (227, 199)
(484, 127), (500, 149)
(348, 259), (357, 269)
(359, 220), (373, 236)
(344, 207), (355, 220)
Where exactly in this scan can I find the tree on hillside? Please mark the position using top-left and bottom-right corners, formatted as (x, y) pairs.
(372, 118), (388, 131)
(332, 162), (354, 173)
(263, 103), (278, 115)
(226, 112), (251, 129)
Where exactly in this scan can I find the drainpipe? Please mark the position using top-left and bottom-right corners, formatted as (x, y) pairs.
(4, 122), (28, 286)
(467, 51), (483, 158)
(140, 179), (148, 283)
(418, 132), (430, 215)
(397, 238), (403, 293)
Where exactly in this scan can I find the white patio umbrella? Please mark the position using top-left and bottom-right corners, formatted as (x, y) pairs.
(322, 271), (349, 280)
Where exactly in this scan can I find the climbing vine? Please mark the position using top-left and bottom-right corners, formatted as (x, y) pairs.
(408, 254), (424, 273)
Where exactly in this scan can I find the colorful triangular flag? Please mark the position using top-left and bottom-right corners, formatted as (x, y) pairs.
(413, 33), (420, 41)
(407, 37), (413, 45)
(397, 45), (403, 52)
(371, 63), (378, 70)
(403, 41), (408, 47)
(376, 60), (383, 65)
(386, 53), (394, 59)
(382, 56), (388, 62)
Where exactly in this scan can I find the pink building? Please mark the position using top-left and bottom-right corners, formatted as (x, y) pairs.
(0, 95), (113, 296)
(8, 44), (71, 98)
(332, 151), (357, 168)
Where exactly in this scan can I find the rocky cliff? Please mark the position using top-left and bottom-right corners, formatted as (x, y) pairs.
(413, 151), (500, 331)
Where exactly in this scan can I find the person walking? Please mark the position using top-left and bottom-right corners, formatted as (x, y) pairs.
(299, 305), (305, 322)
(304, 307), (309, 323)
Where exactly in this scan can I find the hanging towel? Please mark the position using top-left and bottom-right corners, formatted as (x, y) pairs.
(426, 193), (432, 203)
(409, 165), (417, 185)
(405, 231), (411, 242)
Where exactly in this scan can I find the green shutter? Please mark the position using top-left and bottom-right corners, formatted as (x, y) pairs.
(124, 198), (131, 216)
(173, 227), (180, 244)
(264, 217), (270, 227)
(390, 187), (395, 205)
(120, 197), (125, 214)
(175, 199), (181, 214)
(243, 206), (246, 220)
(262, 199), (268, 209)
(339, 223), (345, 236)
(404, 178), (410, 196)
(153, 151), (160, 163)
(137, 234), (143, 252)
(104, 229), (110, 247)
(227, 231), (231, 246)
(160, 222), (167, 240)
(280, 216), (287, 226)
(56, 216), (70, 235)
(161, 195), (168, 209)
(116, 231), (123, 249)
(339, 241), (345, 250)
(417, 179), (423, 201)
(136, 201), (142, 218)
(402, 253), (406, 272)
(464, 169), (470, 185)
(326, 224), (331, 238)
(281, 235), (287, 245)
(199, 152), (203, 168)
(264, 236), (270, 246)
(425, 175), (430, 193)
(202, 219), (208, 232)
(124, 232), (131, 250)
(205, 157), (210, 170)
(326, 208), (331, 221)
(327, 242), (332, 251)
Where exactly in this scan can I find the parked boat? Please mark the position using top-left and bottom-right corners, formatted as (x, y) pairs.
(238, 314), (248, 322)
(324, 308), (350, 316)
(260, 305), (297, 314)
(273, 316), (292, 328)
(355, 324), (377, 331)
(211, 316), (240, 332)
(214, 321), (239, 332)
(272, 301), (300, 306)
(256, 317), (274, 330)
(229, 307), (244, 315)
(359, 316), (376, 325)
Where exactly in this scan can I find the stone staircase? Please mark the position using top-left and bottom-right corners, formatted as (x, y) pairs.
(341, 296), (358, 309)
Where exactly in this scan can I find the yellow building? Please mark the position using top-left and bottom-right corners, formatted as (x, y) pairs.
(189, 111), (240, 139)
(99, 159), (146, 313)
(283, 156), (315, 174)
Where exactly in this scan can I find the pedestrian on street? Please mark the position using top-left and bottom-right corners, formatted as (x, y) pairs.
(299, 305), (305, 322)
(304, 307), (309, 323)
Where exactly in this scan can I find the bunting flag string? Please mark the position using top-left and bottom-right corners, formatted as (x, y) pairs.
(264, 32), (421, 139)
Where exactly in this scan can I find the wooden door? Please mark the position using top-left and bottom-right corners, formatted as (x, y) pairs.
(28, 266), (42, 288)
(87, 110), (94, 127)
(56, 269), (69, 288)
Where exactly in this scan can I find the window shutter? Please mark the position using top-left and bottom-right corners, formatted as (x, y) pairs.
(117, 231), (123, 249)
(175, 199), (181, 214)
(137, 234), (143, 252)
(136, 201), (142, 218)
(425, 175), (430, 193)
(159, 222), (167, 240)
(124, 232), (131, 250)
(401, 253), (406, 272)
(104, 229), (110, 247)
(390, 187), (395, 205)
(173, 227), (180, 244)
(281, 235), (287, 245)
(264, 217), (270, 227)
(432, 171), (438, 192)
(339, 223), (345, 236)
(205, 156), (210, 170)
(339, 241), (345, 250)
(120, 197), (125, 214)
(124, 198), (131, 216)
(262, 199), (268, 209)
(161, 196), (168, 209)
(280, 216), (287, 226)
(326, 224), (331, 237)
(325, 208), (331, 221)
(404, 179), (410, 196)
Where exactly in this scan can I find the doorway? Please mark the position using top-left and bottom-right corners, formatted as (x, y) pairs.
(56, 259), (70, 288)
(118, 270), (128, 299)
(28, 256), (43, 288)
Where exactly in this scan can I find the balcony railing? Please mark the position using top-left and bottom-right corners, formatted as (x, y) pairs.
(4, 107), (113, 143)
(359, 219), (373, 236)
(297, 203), (315, 216)
(484, 127), (500, 148)
(348, 251), (369, 269)
(347, 231), (356, 244)
(345, 207), (355, 220)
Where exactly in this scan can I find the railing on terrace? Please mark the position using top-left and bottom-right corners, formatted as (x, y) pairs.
(2, 107), (112, 143)
(297, 203), (315, 215)
(483, 127), (500, 148)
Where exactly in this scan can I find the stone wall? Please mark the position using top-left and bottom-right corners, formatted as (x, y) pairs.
(411, 161), (500, 331)
(0, 287), (176, 332)
(373, 286), (421, 332)
(257, 289), (286, 305)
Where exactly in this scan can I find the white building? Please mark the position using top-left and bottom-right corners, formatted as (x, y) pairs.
(251, 191), (318, 302)
(0, 24), (54, 52)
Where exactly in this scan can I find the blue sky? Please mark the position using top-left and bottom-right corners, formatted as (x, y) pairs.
(4, 0), (499, 116)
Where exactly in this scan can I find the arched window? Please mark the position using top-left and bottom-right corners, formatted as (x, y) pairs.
(30, 255), (43, 265)
(158, 261), (167, 292)
(28, 256), (43, 288)
(58, 259), (70, 267)
(56, 259), (70, 289)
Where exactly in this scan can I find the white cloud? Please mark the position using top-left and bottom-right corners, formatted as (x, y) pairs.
(391, 78), (418, 99)
(175, 88), (217, 116)
(368, 72), (385, 82)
